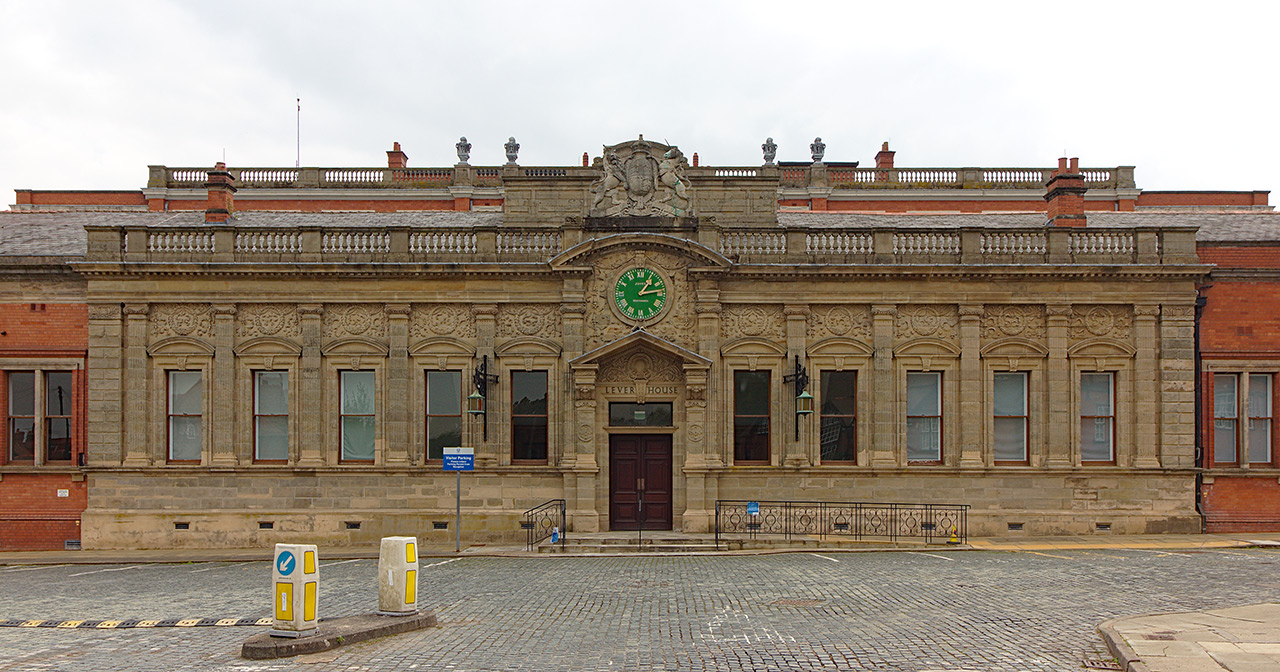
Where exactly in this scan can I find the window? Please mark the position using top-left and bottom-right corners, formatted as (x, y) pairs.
(819, 371), (856, 463)
(168, 371), (202, 462)
(1080, 372), (1115, 463)
(734, 371), (770, 463)
(906, 372), (942, 462)
(426, 371), (462, 461)
(7, 372), (35, 461)
(608, 402), (673, 427)
(340, 371), (375, 462)
(1249, 373), (1272, 464)
(993, 372), (1028, 464)
(254, 371), (288, 462)
(1213, 373), (1239, 464)
(511, 371), (547, 462)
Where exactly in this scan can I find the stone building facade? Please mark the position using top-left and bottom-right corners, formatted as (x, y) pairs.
(2, 137), (1275, 549)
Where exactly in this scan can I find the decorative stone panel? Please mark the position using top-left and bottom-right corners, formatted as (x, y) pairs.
(894, 305), (958, 341)
(982, 305), (1046, 341)
(1069, 305), (1133, 342)
(322, 304), (388, 340)
(235, 303), (300, 339)
(597, 350), (685, 384)
(410, 304), (475, 340)
(584, 251), (696, 350)
(720, 305), (785, 341)
(150, 303), (214, 339)
(497, 304), (561, 339)
(807, 305), (872, 341)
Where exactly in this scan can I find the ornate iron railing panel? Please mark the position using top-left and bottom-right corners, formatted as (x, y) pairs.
(523, 499), (566, 551)
(715, 500), (968, 548)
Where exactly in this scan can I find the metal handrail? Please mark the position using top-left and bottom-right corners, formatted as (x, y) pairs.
(714, 500), (968, 549)
(523, 499), (566, 551)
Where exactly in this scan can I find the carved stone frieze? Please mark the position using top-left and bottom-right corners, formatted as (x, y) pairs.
(982, 305), (1046, 341)
(584, 251), (695, 350)
(236, 304), (300, 339)
(588, 137), (694, 217)
(150, 303), (214, 339)
(1069, 305), (1133, 342)
(88, 304), (122, 321)
(1162, 305), (1195, 321)
(410, 304), (475, 340)
(721, 304), (785, 341)
(686, 384), (707, 408)
(895, 305), (958, 341)
(497, 304), (561, 339)
(597, 350), (685, 384)
(807, 305), (872, 341)
(322, 304), (388, 340)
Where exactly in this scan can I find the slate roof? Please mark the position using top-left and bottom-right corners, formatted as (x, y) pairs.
(2, 209), (1278, 257)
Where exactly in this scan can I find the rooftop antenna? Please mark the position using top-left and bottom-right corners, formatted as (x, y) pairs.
(296, 98), (301, 168)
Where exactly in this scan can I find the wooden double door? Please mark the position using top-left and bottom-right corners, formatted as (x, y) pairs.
(609, 434), (673, 531)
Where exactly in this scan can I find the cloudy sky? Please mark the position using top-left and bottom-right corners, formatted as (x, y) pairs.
(2, 1), (1277, 205)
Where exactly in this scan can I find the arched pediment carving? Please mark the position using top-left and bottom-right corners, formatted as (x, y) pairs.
(1067, 338), (1136, 358)
(409, 337), (474, 356)
(495, 337), (562, 357)
(321, 337), (390, 356)
(147, 336), (215, 356)
(571, 329), (710, 369)
(807, 337), (874, 357)
(550, 232), (730, 271)
(893, 338), (961, 358)
(721, 337), (787, 357)
(980, 337), (1049, 358)
(234, 336), (303, 356)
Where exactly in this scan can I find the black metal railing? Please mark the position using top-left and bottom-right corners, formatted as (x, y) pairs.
(522, 499), (566, 551)
(714, 500), (968, 549)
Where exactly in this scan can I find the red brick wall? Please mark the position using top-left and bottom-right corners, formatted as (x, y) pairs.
(1139, 191), (1269, 207)
(1199, 280), (1280, 357)
(162, 198), (460, 212)
(1203, 476), (1280, 532)
(1199, 245), (1280, 269)
(0, 474), (85, 550)
(14, 191), (147, 207)
(0, 303), (89, 351)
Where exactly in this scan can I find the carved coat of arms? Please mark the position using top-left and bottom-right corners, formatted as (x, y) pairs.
(589, 137), (694, 217)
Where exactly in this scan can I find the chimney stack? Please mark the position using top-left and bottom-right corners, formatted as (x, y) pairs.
(875, 142), (895, 170)
(582, 152), (589, 167)
(1045, 157), (1087, 227)
(386, 141), (408, 169)
(204, 162), (236, 223)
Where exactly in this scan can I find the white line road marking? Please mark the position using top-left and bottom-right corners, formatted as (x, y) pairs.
(421, 558), (463, 569)
(809, 553), (839, 563)
(320, 559), (361, 568)
(69, 565), (143, 577)
(1127, 549), (1190, 558)
(0, 564), (71, 573)
(1020, 551), (1074, 560)
(907, 552), (955, 561)
(190, 563), (248, 573)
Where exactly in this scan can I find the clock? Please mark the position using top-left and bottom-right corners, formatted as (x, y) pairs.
(614, 267), (668, 321)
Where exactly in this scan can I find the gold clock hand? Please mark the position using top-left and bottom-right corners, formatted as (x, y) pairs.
(637, 287), (664, 296)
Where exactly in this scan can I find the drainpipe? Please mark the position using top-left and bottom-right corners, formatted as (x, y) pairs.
(1194, 286), (1209, 533)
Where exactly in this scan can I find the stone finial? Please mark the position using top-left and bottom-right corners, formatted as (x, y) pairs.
(456, 137), (471, 164)
(810, 137), (826, 164)
(504, 137), (520, 164)
(762, 137), (777, 165)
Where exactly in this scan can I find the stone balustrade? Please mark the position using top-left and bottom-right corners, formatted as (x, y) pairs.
(86, 224), (1198, 266)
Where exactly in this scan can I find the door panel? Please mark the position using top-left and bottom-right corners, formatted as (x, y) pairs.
(609, 434), (673, 531)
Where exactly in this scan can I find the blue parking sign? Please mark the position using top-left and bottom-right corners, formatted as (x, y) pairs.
(442, 446), (474, 472)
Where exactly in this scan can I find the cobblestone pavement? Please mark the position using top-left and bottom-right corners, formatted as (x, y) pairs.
(1, 548), (1279, 671)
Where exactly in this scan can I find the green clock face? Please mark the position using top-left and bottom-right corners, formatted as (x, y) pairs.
(614, 267), (668, 321)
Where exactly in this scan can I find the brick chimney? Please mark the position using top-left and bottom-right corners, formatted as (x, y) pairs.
(386, 141), (408, 169)
(1045, 157), (1087, 227)
(875, 142), (895, 169)
(204, 162), (236, 223)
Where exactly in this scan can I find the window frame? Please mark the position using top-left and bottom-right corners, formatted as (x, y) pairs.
(1080, 371), (1117, 465)
(992, 371), (1029, 465)
(253, 370), (290, 464)
(166, 370), (204, 464)
(339, 369), (377, 464)
(5, 371), (36, 463)
(510, 370), (549, 464)
(425, 370), (463, 462)
(1248, 373), (1274, 466)
(1212, 372), (1240, 466)
(818, 369), (857, 464)
(905, 371), (943, 464)
(733, 370), (772, 465)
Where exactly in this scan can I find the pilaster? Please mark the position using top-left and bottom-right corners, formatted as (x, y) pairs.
(958, 305), (984, 467)
(87, 303), (123, 466)
(473, 304), (499, 467)
(1133, 305), (1161, 468)
(871, 305), (897, 466)
(297, 304), (325, 466)
(784, 304), (810, 467)
(1045, 305), (1072, 466)
(121, 304), (150, 466)
(1159, 304), (1197, 468)
(209, 304), (237, 466)
(385, 304), (411, 466)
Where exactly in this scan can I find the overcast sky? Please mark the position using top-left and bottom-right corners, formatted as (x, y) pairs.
(2, 1), (1277, 206)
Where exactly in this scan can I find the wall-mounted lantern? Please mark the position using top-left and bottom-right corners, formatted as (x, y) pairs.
(470, 354), (499, 440)
(783, 354), (812, 441)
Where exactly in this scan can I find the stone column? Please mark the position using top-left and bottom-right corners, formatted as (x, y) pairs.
(1045, 305), (1072, 467)
(784, 304), (810, 467)
(384, 304), (411, 466)
(958, 305), (985, 467)
(87, 304), (124, 466)
(682, 366), (712, 532)
(209, 304), (238, 466)
(473, 304), (499, 467)
(695, 282), (723, 466)
(1133, 305), (1161, 468)
(570, 365), (599, 532)
(560, 279), (587, 471)
(871, 305), (898, 466)
(121, 304), (150, 466)
(297, 304), (325, 466)
(1159, 305), (1197, 469)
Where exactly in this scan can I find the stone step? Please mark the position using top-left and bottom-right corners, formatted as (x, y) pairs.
(538, 543), (728, 554)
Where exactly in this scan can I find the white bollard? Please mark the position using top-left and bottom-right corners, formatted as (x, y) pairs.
(270, 543), (318, 637)
(377, 536), (419, 616)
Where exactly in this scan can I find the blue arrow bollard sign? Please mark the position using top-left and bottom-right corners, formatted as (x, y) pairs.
(276, 550), (296, 576)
